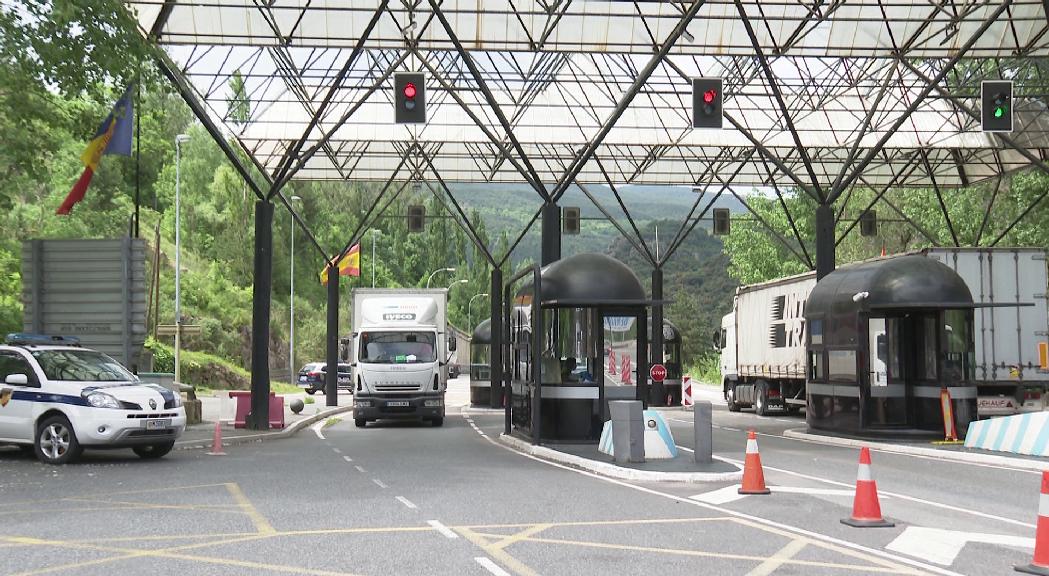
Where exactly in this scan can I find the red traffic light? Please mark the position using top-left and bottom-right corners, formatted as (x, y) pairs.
(403, 82), (417, 99)
(703, 89), (717, 104)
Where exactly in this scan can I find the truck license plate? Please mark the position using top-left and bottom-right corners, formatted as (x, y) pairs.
(387, 401), (410, 407)
(145, 419), (171, 430)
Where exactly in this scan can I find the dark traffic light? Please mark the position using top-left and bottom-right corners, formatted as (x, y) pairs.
(693, 77), (723, 129)
(407, 205), (426, 232)
(859, 210), (877, 237)
(713, 208), (730, 235)
(395, 72), (426, 124)
(563, 206), (580, 235)
(981, 80), (1013, 133)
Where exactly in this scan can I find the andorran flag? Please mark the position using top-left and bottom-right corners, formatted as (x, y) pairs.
(56, 86), (134, 215)
(319, 243), (361, 285)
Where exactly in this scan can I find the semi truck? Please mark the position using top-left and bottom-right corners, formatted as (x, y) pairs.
(715, 248), (1049, 417)
(349, 289), (454, 428)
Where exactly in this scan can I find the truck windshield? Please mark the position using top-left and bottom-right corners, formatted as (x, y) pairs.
(31, 350), (135, 382)
(359, 332), (437, 364)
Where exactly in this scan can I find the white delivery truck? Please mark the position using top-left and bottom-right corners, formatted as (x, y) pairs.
(715, 248), (1049, 417)
(349, 289), (454, 428)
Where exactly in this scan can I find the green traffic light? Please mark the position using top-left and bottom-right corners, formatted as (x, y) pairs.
(994, 106), (1006, 118)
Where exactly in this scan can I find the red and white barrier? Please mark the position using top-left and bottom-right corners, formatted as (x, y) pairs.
(682, 375), (693, 409)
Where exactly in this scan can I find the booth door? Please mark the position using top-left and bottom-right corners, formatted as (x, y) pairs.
(866, 316), (910, 427)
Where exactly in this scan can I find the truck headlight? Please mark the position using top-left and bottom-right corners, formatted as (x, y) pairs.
(85, 392), (121, 409)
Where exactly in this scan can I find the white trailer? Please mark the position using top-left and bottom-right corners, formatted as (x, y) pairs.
(923, 248), (1049, 416)
(716, 271), (816, 415)
(349, 289), (454, 427)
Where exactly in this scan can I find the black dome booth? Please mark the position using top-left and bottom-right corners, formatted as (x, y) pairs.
(504, 253), (659, 444)
(804, 255), (978, 438)
(469, 318), (492, 406)
(649, 318), (683, 405)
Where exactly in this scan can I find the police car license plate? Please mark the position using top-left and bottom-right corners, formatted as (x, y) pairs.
(145, 419), (171, 430)
(387, 401), (410, 407)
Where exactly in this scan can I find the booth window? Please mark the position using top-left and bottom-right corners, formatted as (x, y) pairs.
(920, 315), (938, 380)
(828, 350), (857, 380)
(944, 309), (975, 382)
(809, 319), (823, 345)
(809, 350), (825, 381)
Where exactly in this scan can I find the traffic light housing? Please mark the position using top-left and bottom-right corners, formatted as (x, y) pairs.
(981, 80), (1013, 133)
(859, 210), (877, 237)
(395, 72), (426, 124)
(713, 208), (730, 235)
(563, 206), (580, 235)
(407, 204), (426, 232)
(693, 77), (723, 129)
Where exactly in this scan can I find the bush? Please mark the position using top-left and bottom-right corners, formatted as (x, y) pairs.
(685, 353), (721, 387)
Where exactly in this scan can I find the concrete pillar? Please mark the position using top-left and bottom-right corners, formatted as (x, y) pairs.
(248, 200), (274, 430)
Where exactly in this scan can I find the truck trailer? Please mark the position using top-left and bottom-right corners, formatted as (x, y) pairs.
(349, 289), (454, 427)
(716, 249), (1049, 418)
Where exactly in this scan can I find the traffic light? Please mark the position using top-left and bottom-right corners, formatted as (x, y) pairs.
(395, 72), (426, 124)
(407, 204), (425, 232)
(981, 80), (1013, 133)
(859, 210), (877, 237)
(692, 77), (723, 129)
(713, 208), (730, 235)
(563, 206), (580, 235)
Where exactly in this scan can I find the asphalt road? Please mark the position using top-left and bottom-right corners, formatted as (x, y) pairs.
(0, 377), (1040, 576)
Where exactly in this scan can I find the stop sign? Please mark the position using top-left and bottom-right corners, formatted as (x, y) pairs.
(650, 364), (667, 382)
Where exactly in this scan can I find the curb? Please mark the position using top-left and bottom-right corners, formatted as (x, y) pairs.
(498, 433), (742, 483)
(175, 406), (354, 450)
(783, 428), (1049, 472)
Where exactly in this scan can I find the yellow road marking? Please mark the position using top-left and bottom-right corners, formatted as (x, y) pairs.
(461, 516), (732, 530)
(64, 497), (245, 515)
(490, 524), (551, 551)
(515, 536), (914, 574)
(225, 482), (276, 534)
(745, 538), (809, 576)
(456, 526), (540, 576)
(0, 483), (233, 510)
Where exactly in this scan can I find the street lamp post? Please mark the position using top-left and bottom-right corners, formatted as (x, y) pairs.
(426, 267), (456, 289)
(447, 279), (469, 292)
(371, 229), (382, 288)
(289, 195), (302, 386)
(468, 292), (489, 332)
(174, 134), (190, 384)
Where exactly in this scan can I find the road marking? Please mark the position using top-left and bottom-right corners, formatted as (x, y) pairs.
(427, 520), (458, 539)
(691, 485), (748, 505)
(458, 526), (540, 576)
(722, 426), (742, 432)
(224, 483), (276, 535)
(475, 557), (513, 576)
(372, 478), (388, 489)
(746, 538), (809, 576)
(355, 465), (366, 473)
(342, 455), (353, 463)
(886, 526), (1034, 566)
(311, 421), (326, 440)
(770, 485), (869, 498)
(395, 496), (417, 509)
(332, 447), (341, 454)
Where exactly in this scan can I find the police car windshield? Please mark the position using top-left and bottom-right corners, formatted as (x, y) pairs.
(31, 350), (135, 382)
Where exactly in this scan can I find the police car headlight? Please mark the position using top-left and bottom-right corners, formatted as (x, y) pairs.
(85, 392), (121, 409)
(170, 394), (183, 408)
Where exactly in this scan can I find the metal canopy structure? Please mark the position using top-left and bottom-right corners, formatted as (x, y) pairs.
(133, 0), (1049, 426)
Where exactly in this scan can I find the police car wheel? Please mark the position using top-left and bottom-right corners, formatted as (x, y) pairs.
(305, 389), (316, 395)
(132, 442), (175, 460)
(35, 415), (81, 465)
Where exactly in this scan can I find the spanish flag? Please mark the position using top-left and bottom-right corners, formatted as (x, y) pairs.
(320, 243), (361, 285)
(57, 86), (134, 215)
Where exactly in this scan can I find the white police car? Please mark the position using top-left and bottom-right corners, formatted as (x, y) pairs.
(0, 334), (186, 464)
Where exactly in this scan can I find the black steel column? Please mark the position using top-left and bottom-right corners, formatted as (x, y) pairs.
(650, 267), (665, 406)
(326, 265), (339, 405)
(541, 202), (561, 265)
(490, 267), (503, 410)
(248, 200), (274, 430)
(815, 203), (835, 280)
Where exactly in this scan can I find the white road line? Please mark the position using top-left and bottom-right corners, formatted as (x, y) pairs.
(372, 478), (388, 489)
(311, 421), (326, 440)
(395, 496), (417, 509)
(427, 520), (458, 539)
(342, 455), (353, 463)
(721, 426), (742, 432)
(354, 465), (366, 473)
(475, 557), (512, 576)
(332, 447), (341, 454)
(477, 429), (486, 435)
(479, 433), (963, 575)
(690, 485), (748, 505)
(886, 526), (1034, 566)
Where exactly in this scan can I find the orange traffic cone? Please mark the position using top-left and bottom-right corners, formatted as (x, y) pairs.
(738, 430), (770, 495)
(1016, 471), (1049, 574)
(206, 421), (226, 456)
(841, 447), (893, 527)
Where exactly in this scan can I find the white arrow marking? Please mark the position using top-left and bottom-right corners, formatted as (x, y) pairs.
(886, 526), (1034, 566)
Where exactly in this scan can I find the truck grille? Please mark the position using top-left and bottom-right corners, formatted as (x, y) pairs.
(375, 384), (422, 392)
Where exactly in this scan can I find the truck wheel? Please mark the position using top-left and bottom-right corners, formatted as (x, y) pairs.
(726, 387), (742, 412)
(755, 381), (770, 417)
(431, 417), (444, 427)
(354, 418), (367, 428)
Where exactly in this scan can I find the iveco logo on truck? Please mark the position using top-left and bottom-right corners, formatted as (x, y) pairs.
(383, 313), (416, 321)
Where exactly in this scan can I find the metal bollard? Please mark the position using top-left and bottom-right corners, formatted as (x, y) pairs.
(609, 400), (645, 463)
(694, 401), (713, 464)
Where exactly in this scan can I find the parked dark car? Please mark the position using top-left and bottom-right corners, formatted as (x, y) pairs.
(297, 362), (352, 394)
